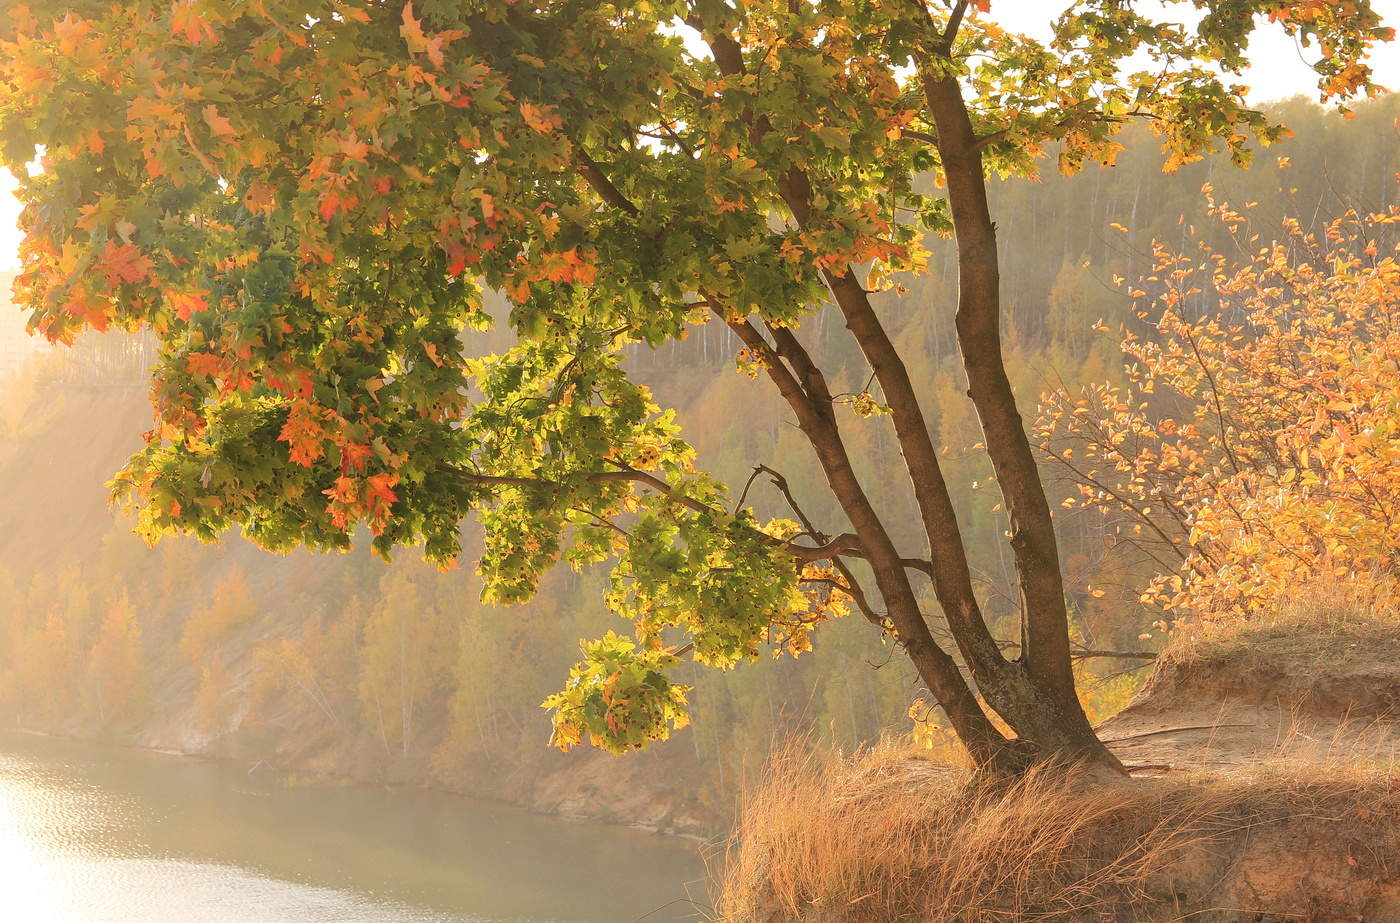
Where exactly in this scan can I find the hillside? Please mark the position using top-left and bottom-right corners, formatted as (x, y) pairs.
(723, 605), (1400, 920)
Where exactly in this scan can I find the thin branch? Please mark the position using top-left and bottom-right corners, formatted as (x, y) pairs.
(574, 146), (640, 215)
(1070, 649), (1159, 661)
(733, 466), (765, 513)
(756, 463), (888, 632)
(448, 465), (857, 562)
(940, 0), (970, 52)
(570, 507), (630, 537)
(1039, 445), (1189, 562)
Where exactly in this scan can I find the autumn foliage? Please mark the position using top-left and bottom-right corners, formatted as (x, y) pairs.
(1039, 200), (1400, 618)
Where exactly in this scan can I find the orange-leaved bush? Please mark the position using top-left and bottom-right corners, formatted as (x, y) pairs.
(1039, 199), (1400, 618)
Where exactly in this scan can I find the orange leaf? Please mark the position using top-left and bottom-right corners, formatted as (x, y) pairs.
(203, 104), (235, 138)
(97, 241), (154, 286)
(168, 290), (210, 321)
(171, 1), (217, 45)
(185, 351), (222, 378)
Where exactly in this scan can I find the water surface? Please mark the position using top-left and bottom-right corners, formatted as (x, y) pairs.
(0, 731), (709, 922)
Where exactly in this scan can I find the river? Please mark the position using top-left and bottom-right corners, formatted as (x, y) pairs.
(0, 730), (710, 922)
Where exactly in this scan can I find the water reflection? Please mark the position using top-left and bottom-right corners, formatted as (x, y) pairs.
(0, 731), (708, 922)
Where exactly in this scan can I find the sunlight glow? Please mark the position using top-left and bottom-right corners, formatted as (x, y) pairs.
(1, 169), (19, 272)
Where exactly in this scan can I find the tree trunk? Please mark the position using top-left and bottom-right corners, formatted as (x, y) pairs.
(690, 16), (1123, 775)
(720, 313), (1012, 767)
(920, 67), (1123, 773)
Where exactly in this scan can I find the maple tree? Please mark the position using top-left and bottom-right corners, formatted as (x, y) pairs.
(1039, 201), (1400, 622)
(0, 0), (1390, 772)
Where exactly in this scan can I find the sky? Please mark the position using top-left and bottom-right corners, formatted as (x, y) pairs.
(2, 1), (1399, 272)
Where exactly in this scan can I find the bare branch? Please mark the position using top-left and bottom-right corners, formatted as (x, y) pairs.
(1071, 649), (1159, 662)
(753, 463), (889, 631)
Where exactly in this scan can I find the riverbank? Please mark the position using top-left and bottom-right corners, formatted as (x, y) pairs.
(721, 744), (1400, 921)
(2, 718), (722, 841)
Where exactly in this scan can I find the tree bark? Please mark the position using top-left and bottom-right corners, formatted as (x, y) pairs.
(921, 67), (1119, 768)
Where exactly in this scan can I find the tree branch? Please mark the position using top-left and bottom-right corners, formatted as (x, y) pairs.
(755, 464), (889, 631)
(1071, 649), (1158, 661)
(448, 465), (856, 562)
(574, 146), (640, 215)
(940, 0), (970, 53)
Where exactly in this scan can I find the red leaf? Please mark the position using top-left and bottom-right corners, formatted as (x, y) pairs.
(341, 442), (373, 474)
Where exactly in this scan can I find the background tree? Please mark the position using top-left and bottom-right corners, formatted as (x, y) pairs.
(0, 0), (1390, 771)
(359, 567), (455, 759)
(1039, 203), (1400, 619)
(89, 593), (148, 724)
(179, 566), (256, 667)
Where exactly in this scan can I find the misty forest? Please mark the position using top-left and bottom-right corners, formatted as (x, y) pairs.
(1, 1), (1399, 920)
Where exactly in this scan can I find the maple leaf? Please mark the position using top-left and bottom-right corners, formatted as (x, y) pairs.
(323, 475), (357, 504)
(167, 290), (210, 321)
(520, 103), (561, 133)
(61, 285), (108, 332)
(278, 401), (328, 467)
(400, 3), (427, 52)
(340, 442), (373, 474)
(399, 3), (465, 68)
(170, 1), (217, 45)
(318, 187), (359, 222)
(203, 104), (236, 138)
(53, 12), (93, 58)
(185, 351), (223, 378)
(242, 181), (277, 215)
(365, 472), (399, 507)
(339, 135), (371, 161)
(97, 241), (154, 286)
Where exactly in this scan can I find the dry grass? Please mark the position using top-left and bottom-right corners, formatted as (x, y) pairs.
(1161, 576), (1400, 668)
(716, 742), (1400, 922)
